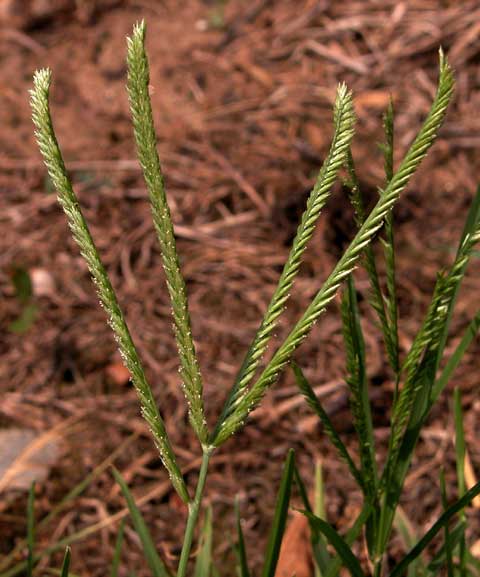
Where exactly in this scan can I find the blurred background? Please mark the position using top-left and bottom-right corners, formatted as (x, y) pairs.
(1, 1), (480, 575)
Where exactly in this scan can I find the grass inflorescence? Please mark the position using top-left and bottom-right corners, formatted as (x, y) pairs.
(9, 19), (478, 577)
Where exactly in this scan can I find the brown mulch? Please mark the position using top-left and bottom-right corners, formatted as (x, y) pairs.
(1, 0), (480, 575)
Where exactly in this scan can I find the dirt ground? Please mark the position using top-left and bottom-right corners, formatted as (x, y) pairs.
(1, 0), (480, 575)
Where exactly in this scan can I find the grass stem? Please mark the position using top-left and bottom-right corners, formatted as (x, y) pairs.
(177, 450), (212, 577)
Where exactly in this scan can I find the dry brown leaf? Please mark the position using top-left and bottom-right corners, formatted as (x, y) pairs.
(0, 416), (80, 493)
(471, 539), (480, 558)
(275, 511), (312, 577)
(464, 449), (480, 508)
(0, 428), (60, 493)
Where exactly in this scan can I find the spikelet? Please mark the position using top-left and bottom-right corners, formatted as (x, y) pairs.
(30, 68), (190, 504)
(213, 83), (356, 441)
(126, 22), (208, 445)
(213, 50), (455, 446)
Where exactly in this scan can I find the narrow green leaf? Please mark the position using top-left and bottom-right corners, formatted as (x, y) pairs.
(376, 348), (437, 556)
(110, 519), (126, 577)
(381, 99), (400, 376)
(426, 521), (466, 575)
(394, 506), (417, 551)
(194, 506), (213, 577)
(11, 267), (33, 304)
(382, 98), (395, 184)
(294, 463), (330, 576)
(341, 276), (377, 497)
(113, 468), (171, 577)
(440, 469), (455, 577)
(9, 303), (37, 334)
(436, 184), (480, 366)
(391, 481), (480, 577)
(313, 461), (330, 577)
(291, 363), (363, 490)
(127, 21), (208, 444)
(301, 512), (366, 577)
(60, 548), (71, 577)
(30, 67), (189, 503)
(324, 501), (374, 577)
(314, 461), (325, 520)
(234, 498), (250, 577)
(377, 185), (480, 556)
(465, 550), (480, 577)
(384, 187), (480, 498)
(261, 449), (295, 577)
(454, 387), (467, 577)
(385, 278), (445, 482)
(393, 506), (422, 577)
(344, 151), (398, 374)
(435, 311), (480, 399)
(9, 268), (38, 333)
(27, 482), (35, 577)
(454, 388), (467, 498)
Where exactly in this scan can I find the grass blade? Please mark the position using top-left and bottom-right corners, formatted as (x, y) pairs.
(291, 363), (363, 490)
(324, 501), (374, 577)
(454, 388), (466, 498)
(30, 69), (189, 503)
(383, 187), (480, 499)
(261, 449), (295, 577)
(127, 22), (207, 444)
(393, 506), (423, 577)
(454, 387), (467, 577)
(434, 310), (480, 401)
(465, 550), (480, 577)
(314, 461), (330, 577)
(386, 276), (445, 472)
(110, 519), (126, 577)
(377, 187), (480, 560)
(314, 461), (325, 520)
(392, 188), (480, 467)
(440, 469), (455, 577)
(341, 276), (377, 497)
(27, 483), (35, 577)
(112, 468), (171, 577)
(294, 463), (331, 576)
(194, 506), (213, 577)
(60, 548), (71, 577)
(381, 99), (400, 376)
(426, 520), (466, 575)
(376, 347), (437, 557)
(301, 512), (366, 577)
(435, 184), (480, 367)
(234, 498), (250, 577)
(391, 481), (480, 577)
(344, 151), (398, 374)
(213, 83), (356, 440)
(214, 51), (454, 445)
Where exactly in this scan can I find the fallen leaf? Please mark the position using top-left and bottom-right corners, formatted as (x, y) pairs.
(275, 511), (312, 577)
(464, 449), (480, 508)
(0, 427), (62, 493)
(471, 539), (480, 558)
